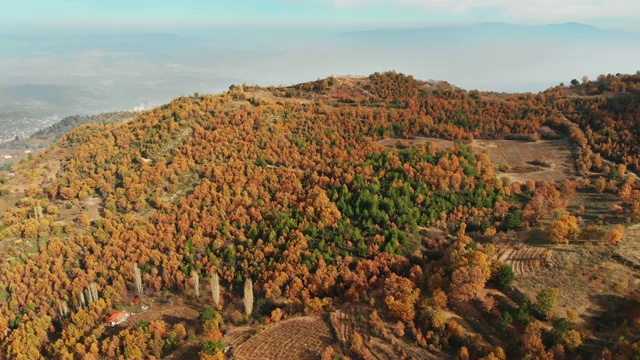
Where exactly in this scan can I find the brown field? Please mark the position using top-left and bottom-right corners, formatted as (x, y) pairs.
(329, 305), (369, 347)
(82, 197), (102, 222)
(473, 138), (575, 182)
(329, 304), (444, 360)
(516, 244), (638, 324)
(249, 90), (312, 105)
(494, 245), (552, 275)
(378, 136), (576, 182)
(233, 316), (335, 360)
(224, 326), (257, 347)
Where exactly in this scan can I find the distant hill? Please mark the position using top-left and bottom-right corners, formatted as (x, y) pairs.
(339, 22), (640, 50)
(29, 111), (138, 144)
(0, 110), (137, 170)
(545, 71), (640, 172)
(340, 22), (633, 39)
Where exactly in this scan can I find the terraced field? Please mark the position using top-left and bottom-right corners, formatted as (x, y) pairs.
(494, 246), (552, 275)
(330, 305), (445, 360)
(329, 305), (370, 346)
(234, 316), (334, 360)
(224, 326), (256, 347)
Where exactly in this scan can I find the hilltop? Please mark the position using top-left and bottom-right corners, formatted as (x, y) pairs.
(0, 72), (639, 359)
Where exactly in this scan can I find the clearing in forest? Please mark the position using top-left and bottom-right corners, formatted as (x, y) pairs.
(516, 244), (638, 325)
(378, 136), (576, 182)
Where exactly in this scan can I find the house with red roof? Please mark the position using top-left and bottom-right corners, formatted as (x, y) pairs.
(105, 311), (129, 327)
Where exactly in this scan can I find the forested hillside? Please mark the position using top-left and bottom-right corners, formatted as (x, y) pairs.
(0, 72), (638, 359)
(548, 73), (640, 173)
(0, 111), (137, 152)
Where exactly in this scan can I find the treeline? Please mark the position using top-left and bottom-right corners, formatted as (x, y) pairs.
(31, 111), (137, 143)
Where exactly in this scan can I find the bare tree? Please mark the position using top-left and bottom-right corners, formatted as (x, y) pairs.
(243, 278), (253, 316)
(133, 264), (143, 298)
(211, 272), (220, 307)
(33, 203), (43, 221)
(79, 292), (86, 308)
(84, 288), (92, 305)
(84, 282), (99, 304)
(192, 270), (200, 299)
(89, 283), (99, 303)
(58, 301), (69, 319)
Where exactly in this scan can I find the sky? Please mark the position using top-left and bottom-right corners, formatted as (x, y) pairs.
(3, 0), (640, 31)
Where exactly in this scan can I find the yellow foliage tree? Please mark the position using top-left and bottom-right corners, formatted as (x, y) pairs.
(563, 329), (582, 351)
(546, 215), (580, 244)
(606, 225), (625, 245)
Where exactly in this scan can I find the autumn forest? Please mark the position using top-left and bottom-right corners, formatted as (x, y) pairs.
(0, 72), (639, 359)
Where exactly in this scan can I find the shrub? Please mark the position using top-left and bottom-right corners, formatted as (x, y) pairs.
(504, 211), (523, 230)
(535, 287), (559, 319)
(199, 306), (217, 323)
(202, 340), (224, 355)
(495, 264), (515, 288)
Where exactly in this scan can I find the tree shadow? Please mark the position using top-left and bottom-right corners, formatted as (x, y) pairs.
(526, 229), (548, 245)
(586, 294), (627, 332)
(162, 314), (200, 328)
(578, 293), (636, 355)
(165, 342), (201, 360)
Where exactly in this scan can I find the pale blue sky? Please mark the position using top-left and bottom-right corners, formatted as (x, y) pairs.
(3, 0), (640, 31)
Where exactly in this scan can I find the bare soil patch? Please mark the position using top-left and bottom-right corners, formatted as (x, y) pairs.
(82, 197), (101, 222)
(568, 190), (624, 225)
(224, 326), (257, 347)
(334, 76), (376, 99)
(249, 90), (312, 105)
(3, 158), (61, 195)
(329, 305), (369, 347)
(473, 138), (575, 182)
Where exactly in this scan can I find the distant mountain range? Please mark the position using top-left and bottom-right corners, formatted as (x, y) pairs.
(340, 22), (639, 43)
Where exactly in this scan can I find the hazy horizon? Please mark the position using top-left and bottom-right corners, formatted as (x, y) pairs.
(2, 0), (640, 139)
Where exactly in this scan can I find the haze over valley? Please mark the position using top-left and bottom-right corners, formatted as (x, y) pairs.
(2, 22), (640, 140)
